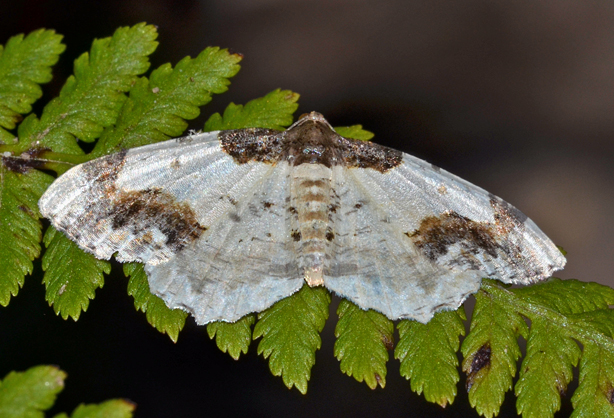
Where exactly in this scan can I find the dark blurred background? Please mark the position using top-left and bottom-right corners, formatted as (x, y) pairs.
(1, 1), (613, 417)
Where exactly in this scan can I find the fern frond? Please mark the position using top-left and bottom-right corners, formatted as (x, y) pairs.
(0, 366), (134, 418)
(42, 226), (110, 320)
(515, 317), (580, 417)
(461, 282), (528, 417)
(334, 300), (394, 389)
(92, 46), (242, 156)
(396, 308), (465, 406)
(0, 365), (66, 418)
(469, 279), (614, 417)
(572, 333), (614, 417)
(334, 124), (374, 140)
(207, 315), (255, 360)
(16, 23), (158, 155)
(0, 29), (65, 142)
(0, 167), (52, 305)
(54, 399), (135, 418)
(253, 284), (330, 394)
(204, 88), (299, 131)
(124, 262), (188, 343)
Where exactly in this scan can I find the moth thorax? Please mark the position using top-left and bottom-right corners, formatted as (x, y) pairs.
(291, 163), (333, 287)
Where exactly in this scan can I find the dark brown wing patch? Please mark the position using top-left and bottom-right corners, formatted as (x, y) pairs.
(408, 211), (500, 261)
(219, 112), (403, 173)
(110, 188), (207, 252)
(219, 128), (283, 164)
(64, 150), (207, 255)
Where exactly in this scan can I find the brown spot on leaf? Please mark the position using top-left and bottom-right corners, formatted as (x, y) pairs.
(466, 344), (491, 391)
(2, 147), (50, 174)
(227, 49), (244, 59)
(381, 333), (394, 350)
(558, 382), (567, 397)
(6, 112), (23, 126)
(18, 205), (34, 216)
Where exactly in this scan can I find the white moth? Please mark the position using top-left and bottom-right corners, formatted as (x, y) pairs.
(39, 112), (565, 324)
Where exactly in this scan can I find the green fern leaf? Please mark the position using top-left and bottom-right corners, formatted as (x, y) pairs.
(55, 399), (135, 418)
(204, 89), (299, 131)
(334, 124), (374, 140)
(567, 309), (614, 418)
(124, 263), (187, 343)
(515, 317), (581, 417)
(395, 308), (465, 406)
(334, 300), (394, 389)
(513, 278), (614, 314)
(0, 365), (66, 418)
(253, 284), (330, 394)
(461, 281), (528, 418)
(0, 29), (65, 141)
(207, 315), (255, 360)
(513, 279), (614, 417)
(0, 167), (52, 305)
(16, 23), (158, 155)
(42, 226), (110, 320)
(475, 280), (614, 417)
(572, 339), (614, 418)
(91, 46), (242, 156)
(572, 309), (614, 337)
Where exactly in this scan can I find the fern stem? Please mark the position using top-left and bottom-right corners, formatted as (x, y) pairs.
(0, 145), (91, 175)
(483, 281), (614, 352)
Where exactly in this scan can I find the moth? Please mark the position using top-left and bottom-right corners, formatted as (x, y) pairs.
(39, 112), (565, 324)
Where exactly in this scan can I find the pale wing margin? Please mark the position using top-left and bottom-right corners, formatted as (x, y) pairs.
(323, 153), (565, 323)
(39, 131), (304, 324)
(377, 152), (565, 281)
(324, 165), (484, 323)
(39, 131), (263, 264)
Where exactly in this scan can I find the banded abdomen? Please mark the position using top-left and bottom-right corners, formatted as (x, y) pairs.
(291, 163), (333, 286)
